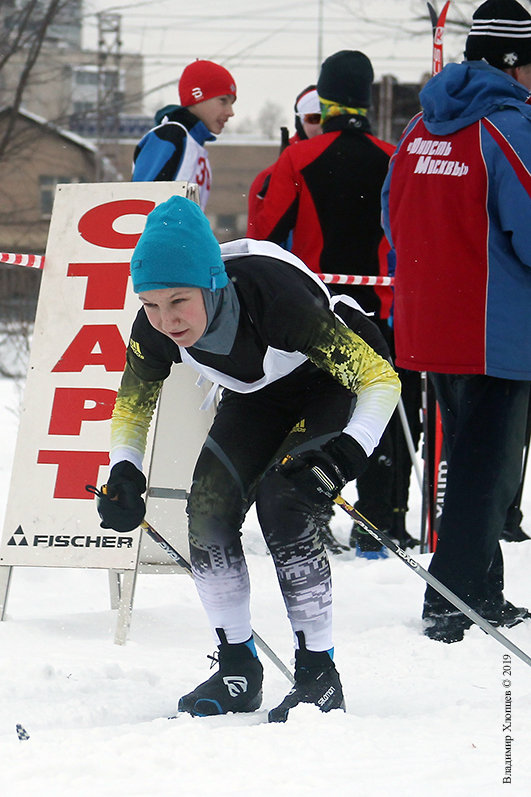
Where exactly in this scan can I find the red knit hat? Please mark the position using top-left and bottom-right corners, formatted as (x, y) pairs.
(179, 60), (237, 106)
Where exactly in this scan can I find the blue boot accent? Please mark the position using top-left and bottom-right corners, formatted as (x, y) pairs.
(245, 637), (258, 657)
(193, 698), (224, 716)
(355, 542), (388, 559)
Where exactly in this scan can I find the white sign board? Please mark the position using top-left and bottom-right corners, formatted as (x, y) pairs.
(141, 363), (216, 565)
(0, 181), (211, 574)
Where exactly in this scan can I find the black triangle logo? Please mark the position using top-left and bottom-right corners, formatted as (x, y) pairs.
(7, 525), (28, 546)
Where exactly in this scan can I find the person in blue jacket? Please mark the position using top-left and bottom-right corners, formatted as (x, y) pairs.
(132, 59), (237, 209)
(381, 0), (531, 643)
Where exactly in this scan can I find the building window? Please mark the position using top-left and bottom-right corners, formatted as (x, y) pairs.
(71, 66), (124, 113)
(74, 70), (99, 87)
(73, 100), (95, 114)
(39, 176), (72, 217)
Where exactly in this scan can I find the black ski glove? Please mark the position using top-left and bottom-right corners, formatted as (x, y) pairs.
(97, 461), (146, 533)
(277, 433), (369, 507)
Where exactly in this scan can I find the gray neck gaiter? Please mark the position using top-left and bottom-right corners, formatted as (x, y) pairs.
(193, 280), (240, 355)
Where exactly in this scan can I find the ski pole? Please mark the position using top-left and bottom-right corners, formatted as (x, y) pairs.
(397, 396), (423, 491)
(510, 394), (531, 524)
(386, 358), (422, 491)
(86, 485), (294, 685)
(139, 518), (294, 684)
(309, 467), (531, 669)
(419, 371), (433, 553)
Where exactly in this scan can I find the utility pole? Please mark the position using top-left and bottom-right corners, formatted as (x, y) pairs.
(317, 0), (323, 72)
(96, 11), (122, 178)
(377, 74), (394, 142)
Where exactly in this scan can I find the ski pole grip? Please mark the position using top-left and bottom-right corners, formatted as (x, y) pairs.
(84, 483), (116, 501)
(281, 454), (341, 497)
(101, 484), (119, 502)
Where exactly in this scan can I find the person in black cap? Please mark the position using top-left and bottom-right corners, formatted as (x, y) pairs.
(468, 0), (531, 544)
(382, 0), (531, 643)
(253, 51), (389, 288)
(464, 0), (531, 74)
(253, 50), (421, 557)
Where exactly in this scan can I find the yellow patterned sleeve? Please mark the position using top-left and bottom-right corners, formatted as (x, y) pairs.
(306, 317), (399, 395)
(110, 359), (164, 463)
(305, 316), (401, 456)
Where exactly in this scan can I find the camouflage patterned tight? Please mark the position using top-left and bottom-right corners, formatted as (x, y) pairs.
(186, 371), (355, 651)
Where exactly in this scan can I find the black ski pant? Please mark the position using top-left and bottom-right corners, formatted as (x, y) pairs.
(424, 373), (530, 614)
(186, 370), (355, 652)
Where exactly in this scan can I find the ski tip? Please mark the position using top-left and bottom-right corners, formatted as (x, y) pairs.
(16, 724), (30, 741)
(427, 2), (438, 32)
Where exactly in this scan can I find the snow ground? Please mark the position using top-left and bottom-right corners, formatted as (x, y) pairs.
(1, 374), (530, 797)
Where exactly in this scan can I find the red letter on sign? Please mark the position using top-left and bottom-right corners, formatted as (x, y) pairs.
(52, 325), (126, 372)
(37, 450), (110, 499)
(67, 262), (130, 310)
(78, 199), (155, 249)
(48, 388), (117, 435)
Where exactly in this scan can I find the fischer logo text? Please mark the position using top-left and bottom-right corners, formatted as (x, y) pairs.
(32, 534), (133, 548)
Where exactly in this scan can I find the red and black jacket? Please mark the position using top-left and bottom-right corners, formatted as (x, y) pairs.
(253, 115), (395, 319)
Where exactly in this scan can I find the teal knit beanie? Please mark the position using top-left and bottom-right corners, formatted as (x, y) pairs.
(130, 196), (228, 293)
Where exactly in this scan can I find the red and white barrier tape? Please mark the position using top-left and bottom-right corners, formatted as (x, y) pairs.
(0, 252), (394, 286)
(320, 273), (393, 286)
(1, 252), (45, 269)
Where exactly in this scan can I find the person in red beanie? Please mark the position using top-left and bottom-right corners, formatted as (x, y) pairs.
(132, 59), (237, 209)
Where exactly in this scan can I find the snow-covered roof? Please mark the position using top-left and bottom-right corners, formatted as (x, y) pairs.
(0, 106), (98, 153)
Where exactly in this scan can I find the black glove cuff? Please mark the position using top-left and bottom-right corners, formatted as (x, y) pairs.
(322, 434), (369, 483)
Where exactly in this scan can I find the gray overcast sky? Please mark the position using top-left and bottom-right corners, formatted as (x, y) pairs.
(81, 1), (515, 127)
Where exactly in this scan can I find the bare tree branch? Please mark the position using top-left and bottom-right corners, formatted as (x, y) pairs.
(0, 0), (68, 159)
(0, 0), (40, 71)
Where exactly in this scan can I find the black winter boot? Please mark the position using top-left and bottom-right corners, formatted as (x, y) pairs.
(501, 504), (530, 542)
(483, 599), (531, 628)
(178, 629), (263, 717)
(350, 523), (388, 559)
(390, 509), (420, 549)
(268, 631), (345, 723)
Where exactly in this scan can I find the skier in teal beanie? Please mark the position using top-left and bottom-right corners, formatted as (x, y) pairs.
(96, 194), (401, 722)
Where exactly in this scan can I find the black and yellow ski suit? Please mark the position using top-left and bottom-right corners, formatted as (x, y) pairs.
(111, 240), (401, 651)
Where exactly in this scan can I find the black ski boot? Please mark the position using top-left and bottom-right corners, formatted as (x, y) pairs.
(501, 505), (529, 542)
(178, 628), (263, 717)
(350, 523), (388, 559)
(390, 509), (420, 549)
(500, 526), (530, 542)
(268, 631), (345, 723)
(484, 599), (531, 628)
